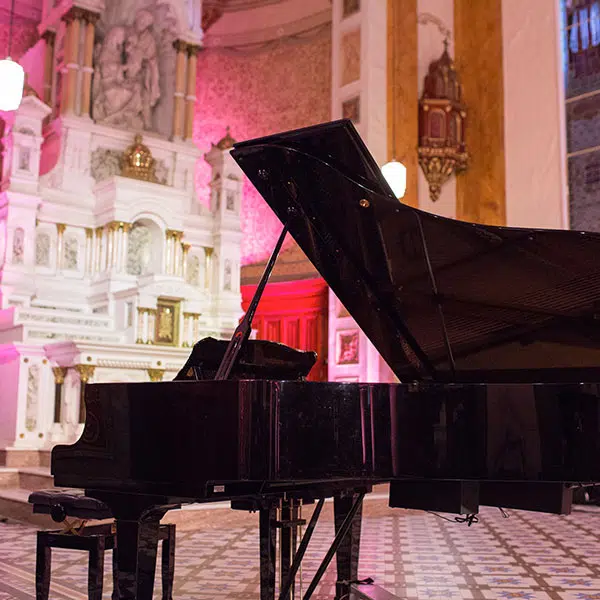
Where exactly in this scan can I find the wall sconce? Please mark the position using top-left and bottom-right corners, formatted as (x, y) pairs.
(418, 40), (468, 201)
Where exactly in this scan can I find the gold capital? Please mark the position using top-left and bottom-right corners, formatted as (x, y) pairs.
(173, 39), (188, 53)
(74, 364), (95, 383)
(56, 223), (66, 235)
(147, 368), (165, 382)
(52, 366), (68, 384)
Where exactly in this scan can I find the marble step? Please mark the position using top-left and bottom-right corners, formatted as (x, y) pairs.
(0, 467), (54, 490)
(0, 487), (54, 527)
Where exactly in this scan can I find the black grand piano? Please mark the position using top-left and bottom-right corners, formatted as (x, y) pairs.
(53, 120), (600, 599)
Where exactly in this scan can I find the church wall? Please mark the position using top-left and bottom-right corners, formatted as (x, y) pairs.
(501, 0), (568, 230)
(194, 31), (332, 266)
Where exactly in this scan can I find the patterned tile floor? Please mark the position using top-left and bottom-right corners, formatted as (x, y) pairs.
(1, 498), (600, 599)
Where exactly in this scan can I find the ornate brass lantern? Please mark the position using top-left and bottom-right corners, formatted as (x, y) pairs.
(418, 40), (468, 201)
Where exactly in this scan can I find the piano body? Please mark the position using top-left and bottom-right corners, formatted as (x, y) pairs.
(52, 120), (600, 599)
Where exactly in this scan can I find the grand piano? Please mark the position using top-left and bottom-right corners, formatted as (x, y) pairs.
(52, 120), (600, 599)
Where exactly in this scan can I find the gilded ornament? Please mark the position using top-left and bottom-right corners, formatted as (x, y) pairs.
(147, 368), (164, 382)
(121, 134), (158, 183)
(74, 364), (95, 383)
(214, 127), (236, 151)
(52, 366), (67, 384)
(418, 40), (469, 201)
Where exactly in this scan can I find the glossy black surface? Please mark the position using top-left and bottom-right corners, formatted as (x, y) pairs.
(52, 380), (600, 494)
(174, 337), (316, 381)
(232, 120), (600, 382)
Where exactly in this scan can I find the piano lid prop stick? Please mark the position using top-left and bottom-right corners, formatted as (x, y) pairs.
(214, 224), (290, 381)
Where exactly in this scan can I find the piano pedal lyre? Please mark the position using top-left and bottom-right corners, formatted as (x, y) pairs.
(389, 480), (479, 515)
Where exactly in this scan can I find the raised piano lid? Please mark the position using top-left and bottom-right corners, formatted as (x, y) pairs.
(231, 119), (600, 383)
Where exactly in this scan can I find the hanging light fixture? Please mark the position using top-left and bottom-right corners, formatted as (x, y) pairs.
(0, 0), (25, 111)
(381, 0), (407, 199)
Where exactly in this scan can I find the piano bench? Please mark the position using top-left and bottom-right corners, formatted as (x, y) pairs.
(28, 489), (175, 600)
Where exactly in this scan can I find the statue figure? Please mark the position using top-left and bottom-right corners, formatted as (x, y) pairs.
(92, 10), (161, 130)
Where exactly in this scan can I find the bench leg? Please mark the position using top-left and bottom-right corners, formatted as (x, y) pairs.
(88, 537), (106, 600)
(161, 525), (176, 600)
(35, 532), (51, 600)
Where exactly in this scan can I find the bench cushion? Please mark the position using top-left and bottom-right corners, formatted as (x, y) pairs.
(28, 488), (112, 520)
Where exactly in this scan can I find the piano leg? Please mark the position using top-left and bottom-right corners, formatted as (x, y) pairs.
(279, 498), (302, 598)
(112, 506), (169, 600)
(334, 493), (364, 600)
(259, 503), (277, 600)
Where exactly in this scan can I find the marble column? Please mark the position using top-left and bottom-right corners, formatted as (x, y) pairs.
(173, 231), (183, 276)
(61, 8), (83, 116)
(172, 40), (188, 140)
(121, 223), (131, 273)
(94, 227), (103, 273)
(182, 243), (191, 280)
(74, 364), (95, 424)
(204, 247), (213, 291)
(80, 11), (100, 117)
(184, 45), (200, 140)
(147, 309), (157, 344)
(84, 228), (93, 275)
(41, 31), (56, 106)
(165, 230), (173, 274)
(136, 307), (146, 344)
(56, 223), (66, 270)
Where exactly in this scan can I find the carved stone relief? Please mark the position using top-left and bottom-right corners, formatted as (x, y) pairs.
(127, 222), (153, 275)
(224, 259), (232, 291)
(93, 3), (178, 137)
(90, 147), (168, 184)
(186, 254), (200, 285)
(25, 364), (40, 431)
(91, 148), (122, 182)
(63, 236), (79, 270)
(12, 228), (24, 264)
(35, 232), (51, 267)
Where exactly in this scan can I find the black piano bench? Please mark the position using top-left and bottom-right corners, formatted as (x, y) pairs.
(28, 489), (175, 600)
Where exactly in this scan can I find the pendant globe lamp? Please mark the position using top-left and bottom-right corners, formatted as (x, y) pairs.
(382, 0), (407, 200)
(0, 0), (25, 111)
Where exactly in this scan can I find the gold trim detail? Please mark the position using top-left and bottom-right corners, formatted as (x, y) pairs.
(147, 368), (165, 382)
(52, 366), (67, 384)
(74, 364), (95, 383)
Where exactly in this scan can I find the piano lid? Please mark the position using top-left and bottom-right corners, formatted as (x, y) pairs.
(231, 119), (600, 382)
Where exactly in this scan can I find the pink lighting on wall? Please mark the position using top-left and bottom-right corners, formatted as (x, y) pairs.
(194, 36), (331, 265)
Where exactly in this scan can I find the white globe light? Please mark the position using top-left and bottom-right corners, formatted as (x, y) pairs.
(0, 58), (24, 111)
(381, 159), (407, 199)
